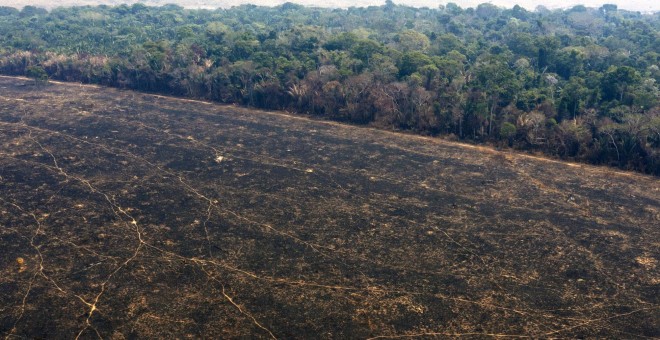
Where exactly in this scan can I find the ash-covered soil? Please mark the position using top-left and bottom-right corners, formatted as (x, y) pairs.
(0, 76), (658, 339)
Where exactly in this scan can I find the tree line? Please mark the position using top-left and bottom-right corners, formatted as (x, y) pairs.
(0, 2), (659, 174)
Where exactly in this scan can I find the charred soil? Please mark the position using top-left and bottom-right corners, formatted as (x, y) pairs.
(0, 77), (658, 338)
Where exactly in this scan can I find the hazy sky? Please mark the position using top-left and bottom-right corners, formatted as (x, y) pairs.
(1, 0), (657, 12)
(284, 0), (658, 12)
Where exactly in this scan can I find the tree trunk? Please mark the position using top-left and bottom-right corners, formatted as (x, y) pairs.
(488, 99), (495, 136)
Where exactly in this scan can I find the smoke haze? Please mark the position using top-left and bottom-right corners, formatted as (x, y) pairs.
(0, 0), (657, 12)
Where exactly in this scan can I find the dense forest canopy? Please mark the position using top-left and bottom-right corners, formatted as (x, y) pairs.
(0, 2), (659, 174)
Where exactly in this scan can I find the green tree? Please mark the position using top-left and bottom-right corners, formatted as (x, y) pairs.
(473, 56), (521, 136)
(26, 65), (48, 86)
(602, 66), (641, 104)
(559, 77), (588, 121)
(398, 51), (432, 78)
(500, 122), (517, 144)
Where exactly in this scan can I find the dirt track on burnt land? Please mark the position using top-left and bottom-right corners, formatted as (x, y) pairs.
(0, 76), (658, 338)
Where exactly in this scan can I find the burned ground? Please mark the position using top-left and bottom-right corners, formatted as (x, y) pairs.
(0, 76), (658, 338)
